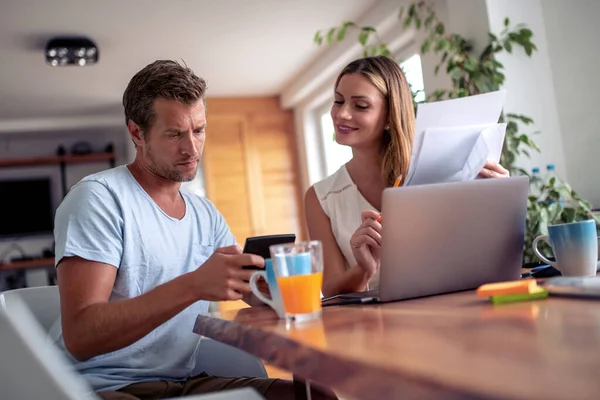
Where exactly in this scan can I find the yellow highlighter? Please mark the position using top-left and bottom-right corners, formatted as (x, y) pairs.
(490, 287), (549, 305)
(476, 280), (538, 298)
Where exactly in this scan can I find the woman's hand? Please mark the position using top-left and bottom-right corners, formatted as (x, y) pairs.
(478, 160), (510, 179)
(350, 210), (382, 278)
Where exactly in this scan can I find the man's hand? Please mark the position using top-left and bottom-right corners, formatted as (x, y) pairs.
(192, 245), (264, 301)
(217, 245), (270, 297)
(478, 160), (510, 178)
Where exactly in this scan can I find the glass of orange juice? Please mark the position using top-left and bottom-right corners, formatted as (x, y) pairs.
(269, 241), (323, 323)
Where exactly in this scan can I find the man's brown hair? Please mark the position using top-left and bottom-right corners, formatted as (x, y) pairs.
(123, 60), (207, 133)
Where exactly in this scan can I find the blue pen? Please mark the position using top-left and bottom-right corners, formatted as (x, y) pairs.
(521, 265), (561, 279)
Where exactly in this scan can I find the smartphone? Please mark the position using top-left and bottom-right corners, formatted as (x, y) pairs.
(242, 234), (296, 270)
(541, 276), (600, 299)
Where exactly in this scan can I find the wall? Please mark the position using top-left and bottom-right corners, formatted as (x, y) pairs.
(541, 0), (600, 207)
(0, 127), (128, 288)
(486, 0), (568, 181)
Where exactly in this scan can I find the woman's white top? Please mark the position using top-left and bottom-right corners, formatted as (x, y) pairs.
(313, 164), (380, 291)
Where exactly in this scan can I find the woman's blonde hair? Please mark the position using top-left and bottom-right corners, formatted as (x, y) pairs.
(334, 55), (415, 186)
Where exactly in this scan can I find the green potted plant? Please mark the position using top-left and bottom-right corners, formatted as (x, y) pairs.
(314, 1), (599, 265)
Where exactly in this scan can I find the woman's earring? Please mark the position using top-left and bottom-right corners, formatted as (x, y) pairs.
(384, 125), (391, 136)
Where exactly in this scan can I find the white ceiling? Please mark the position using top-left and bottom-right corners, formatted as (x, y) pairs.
(0, 0), (378, 121)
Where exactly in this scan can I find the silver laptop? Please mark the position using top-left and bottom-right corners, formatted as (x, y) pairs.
(0, 297), (97, 400)
(323, 176), (529, 304)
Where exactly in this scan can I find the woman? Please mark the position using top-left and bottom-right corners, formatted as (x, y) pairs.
(304, 56), (509, 298)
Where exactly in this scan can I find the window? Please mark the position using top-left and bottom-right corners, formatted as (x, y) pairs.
(319, 107), (353, 177)
(400, 54), (426, 103)
(318, 54), (425, 177)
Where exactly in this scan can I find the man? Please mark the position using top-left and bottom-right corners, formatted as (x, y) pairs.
(52, 60), (335, 400)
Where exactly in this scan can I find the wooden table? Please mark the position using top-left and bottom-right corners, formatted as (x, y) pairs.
(193, 289), (600, 400)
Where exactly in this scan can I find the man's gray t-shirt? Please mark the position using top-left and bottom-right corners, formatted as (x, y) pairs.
(51, 165), (236, 392)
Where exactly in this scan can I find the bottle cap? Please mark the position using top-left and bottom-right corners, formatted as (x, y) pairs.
(532, 167), (540, 173)
(547, 164), (555, 171)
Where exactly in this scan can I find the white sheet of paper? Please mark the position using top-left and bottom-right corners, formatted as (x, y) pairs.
(481, 123), (507, 163)
(407, 90), (506, 183)
(448, 132), (490, 182)
(407, 125), (487, 186)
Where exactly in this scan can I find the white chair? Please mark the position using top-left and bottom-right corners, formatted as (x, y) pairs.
(0, 285), (59, 331)
(0, 287), (266, 400)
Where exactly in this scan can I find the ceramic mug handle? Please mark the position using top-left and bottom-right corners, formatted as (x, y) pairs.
(532, 235), (556, 266)
(249, 271), (276, 309)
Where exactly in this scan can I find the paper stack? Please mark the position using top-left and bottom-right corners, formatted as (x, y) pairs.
(403, 90), (508, 187)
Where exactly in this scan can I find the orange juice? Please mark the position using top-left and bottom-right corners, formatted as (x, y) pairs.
(276, 272), (323, 314)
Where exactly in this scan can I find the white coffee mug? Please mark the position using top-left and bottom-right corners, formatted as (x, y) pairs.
(249, 259), (285, 319)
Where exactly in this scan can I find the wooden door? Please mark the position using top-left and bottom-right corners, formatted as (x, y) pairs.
(250, 113), (302, 237)
(202, 115), (253, 244)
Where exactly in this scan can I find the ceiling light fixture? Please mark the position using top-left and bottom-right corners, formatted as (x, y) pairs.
(45, 37), (99, 67)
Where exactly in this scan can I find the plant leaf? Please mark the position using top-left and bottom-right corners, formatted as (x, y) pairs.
(449, 67), (463, 80)
(421, 38), (431, 54)
(475, 80), (490, 93)
(520, 28), (533, 38)
(434, 38), (446, 52)
(464, 56), (479, 72)
(313, 30), (323, 45)
(358, 30), (369, 46)
(425, 12), (434, 28)
(435, 23), (445, 35)
(380, 44), (391, 57)
(563, 207), (576, 222)
(398, 5), (405, 19)
(337, 21), (353, 42)
(326, 27), (336, 45)
(504, 17), (510, 27)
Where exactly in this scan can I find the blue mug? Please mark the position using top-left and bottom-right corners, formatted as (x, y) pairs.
(249, 259), (285, 319)
(272, 252), (313, 277)
(533, 219), (598, 276)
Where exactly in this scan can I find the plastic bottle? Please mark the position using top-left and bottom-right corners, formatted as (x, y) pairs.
(530, 167), (541, 197)
(545, 164), (557, 185)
